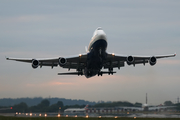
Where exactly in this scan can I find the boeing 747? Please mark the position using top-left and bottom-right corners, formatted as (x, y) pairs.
(6, 27), (176, 78)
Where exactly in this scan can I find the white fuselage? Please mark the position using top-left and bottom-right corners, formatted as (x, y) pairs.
(88, 27), (107, 52)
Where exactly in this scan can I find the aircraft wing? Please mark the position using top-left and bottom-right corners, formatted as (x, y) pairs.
(6, 57), (60, 68)
(104, 53), (176, 69)
(6, 52), (176, 70)
(6, 54), (87, 70)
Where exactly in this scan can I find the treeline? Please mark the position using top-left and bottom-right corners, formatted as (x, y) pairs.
(93, 101), (142, 108)
(164, 101), (180, 111)
(0, 97), (96, 106)
(0, 99), (64, 113)
(1, 100), (180, 113)
(0, 100), (143, 113)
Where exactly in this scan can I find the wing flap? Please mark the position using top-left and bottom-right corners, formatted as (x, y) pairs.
(104, 61), (125, 69)
(62, 62), (85, 69)
(39, 62), (58, 67)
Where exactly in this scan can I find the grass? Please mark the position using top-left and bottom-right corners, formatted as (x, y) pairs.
(0, 116), (180, 120)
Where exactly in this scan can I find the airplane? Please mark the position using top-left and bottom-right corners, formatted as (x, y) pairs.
(64, 104), (88, 114)
(6, 27), (176, 78)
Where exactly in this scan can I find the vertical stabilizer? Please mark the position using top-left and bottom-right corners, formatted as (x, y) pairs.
(85, 46), (88, 53)
(84, 104), (89, 110)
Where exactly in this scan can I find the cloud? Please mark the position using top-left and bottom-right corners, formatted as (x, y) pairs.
(26, 79), (73, 88)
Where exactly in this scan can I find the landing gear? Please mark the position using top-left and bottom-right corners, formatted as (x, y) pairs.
(108, 68), (114, 75)
(87, 70), (92, 77)
(97, 68), (115, 76)
(98, 71), (103, 76)
(77, 68), (83, 76)
(77, 71), (83, 76)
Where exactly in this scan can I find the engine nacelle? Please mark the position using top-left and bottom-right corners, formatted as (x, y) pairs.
(126, 56), (134, 65)
(32, 59), (39, 69)
(58, 57), (67, 66)
(149, 56), (157, 66)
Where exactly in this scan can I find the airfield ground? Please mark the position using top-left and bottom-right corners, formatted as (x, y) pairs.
(0, 116), (180, 120)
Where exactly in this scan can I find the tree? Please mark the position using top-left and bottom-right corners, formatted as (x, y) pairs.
(164, 101), (173, 106)
(57, 101), (64, 107)
(48, 101), (64, 112)
(13, 102), (28, 112)
(175, 103), (180, 111)
(134, 102), (142, 107)
(29, 99), (50, 112)
(40, 99), (50, 107)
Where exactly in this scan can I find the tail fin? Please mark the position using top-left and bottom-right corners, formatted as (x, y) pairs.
(84, 104), (88, 110)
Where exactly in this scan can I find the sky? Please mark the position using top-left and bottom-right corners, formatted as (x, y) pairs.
(0, 0), (180, 105)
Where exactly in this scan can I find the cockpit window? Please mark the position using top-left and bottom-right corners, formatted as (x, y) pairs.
(97, 27), (102, 30)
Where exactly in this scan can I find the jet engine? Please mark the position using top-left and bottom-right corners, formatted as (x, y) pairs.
(149, 56), (157, 66)
(32, 59), (39, 69)
(59, 57), (67, 66)
(126, 56), (134, 65)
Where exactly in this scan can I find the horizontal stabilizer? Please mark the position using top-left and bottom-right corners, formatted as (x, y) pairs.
(101, 71), (116, 74)
(98, 71), (116, 76)
(58, 72), (83, 76)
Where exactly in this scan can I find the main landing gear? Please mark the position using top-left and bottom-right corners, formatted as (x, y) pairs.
(108, 68), (114, 75)
(98, 71), (103, 76)
(97, 68), (115, 76)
